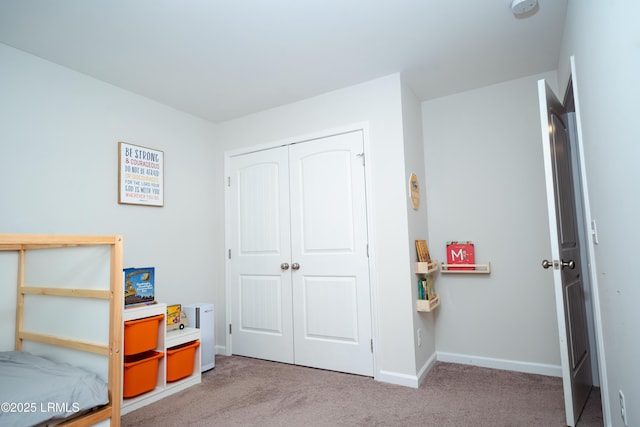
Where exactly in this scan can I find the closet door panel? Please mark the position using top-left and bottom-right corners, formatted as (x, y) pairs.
(228, 146), (294, 364)
(289, 131), (373, 376)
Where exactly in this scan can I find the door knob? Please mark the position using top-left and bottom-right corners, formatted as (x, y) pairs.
(291, 262), (300, 271)
(561, 259), (575, 269)
(280, 263), (290, 270)
(541, 260), (554, 269)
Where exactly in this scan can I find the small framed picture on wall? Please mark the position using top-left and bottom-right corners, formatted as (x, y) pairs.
(118, 141), (164, 206)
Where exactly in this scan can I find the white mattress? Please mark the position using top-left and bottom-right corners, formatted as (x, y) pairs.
(0, 351), (109, 427)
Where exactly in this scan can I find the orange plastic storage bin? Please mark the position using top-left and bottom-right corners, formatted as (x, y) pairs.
(124, 314), (164, 356)
(166, 340), (200, 382)
(123, 350), (164, 398)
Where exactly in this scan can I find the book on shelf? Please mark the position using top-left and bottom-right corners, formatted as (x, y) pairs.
(418, 279), (425, 300)
(415, 240), (432, 263)
(426, 275), (436, 300)
(418, 276), (436, 300)
(445, 241), (475, 270)
(123, 266), (155, 306)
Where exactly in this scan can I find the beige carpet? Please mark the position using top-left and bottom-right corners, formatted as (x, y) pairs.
(122, 355), (603, 426)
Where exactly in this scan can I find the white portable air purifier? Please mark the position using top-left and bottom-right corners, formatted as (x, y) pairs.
(183, 303), (215, 371)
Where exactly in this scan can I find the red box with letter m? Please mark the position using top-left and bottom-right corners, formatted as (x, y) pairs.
(446, 241), (475, 270)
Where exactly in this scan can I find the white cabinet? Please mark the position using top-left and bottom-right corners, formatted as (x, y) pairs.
(121, 303), (201, 415)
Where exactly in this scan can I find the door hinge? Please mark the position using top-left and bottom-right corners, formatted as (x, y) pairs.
(366, 244), (369, 258)
(357, 152), (365, 166)
(229, 324), (232, 335)
(227, 176), (231, 187)
(228, 249), (231, 259)
(370, 339), (373, 353)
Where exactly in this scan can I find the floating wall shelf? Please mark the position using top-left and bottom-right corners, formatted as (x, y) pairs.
(414, 260), (440, 312)
(440, 262), (491, 274)
(414, 261), (439, 274)
(416, 295), (440, 312)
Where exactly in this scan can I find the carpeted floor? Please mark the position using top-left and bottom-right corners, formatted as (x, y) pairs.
(122, 355), (603, 426)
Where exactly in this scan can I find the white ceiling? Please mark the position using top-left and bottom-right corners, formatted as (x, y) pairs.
(0, 0), (567, 123)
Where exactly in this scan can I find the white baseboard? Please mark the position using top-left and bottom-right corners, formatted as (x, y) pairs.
(376, 352), (438, 389)
(215, 344), (227, 356)
(436, 351), (562, 377)
(376, 370), (419, 388)
(417, 351), (438, 385)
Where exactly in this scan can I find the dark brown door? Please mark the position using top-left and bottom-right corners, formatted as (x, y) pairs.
(538, 79), (592, 426)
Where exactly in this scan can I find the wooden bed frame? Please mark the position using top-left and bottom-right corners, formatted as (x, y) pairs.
(0, 234), (123, 427)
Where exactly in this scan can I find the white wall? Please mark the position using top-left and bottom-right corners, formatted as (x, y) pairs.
(0, 43), (220, 350)
(559, 2), (640, 425)
(217, 74), (420, 383)
(401, 80), (437, 376)
(422, 71), (563, 374)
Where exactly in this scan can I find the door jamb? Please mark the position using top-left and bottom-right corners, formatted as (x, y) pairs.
(564, 56), (609, 425)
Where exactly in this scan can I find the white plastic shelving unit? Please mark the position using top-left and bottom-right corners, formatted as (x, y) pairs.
(121, 303), (201, 415)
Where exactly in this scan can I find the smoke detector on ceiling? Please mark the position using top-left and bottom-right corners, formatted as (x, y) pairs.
(511, 0), (538, 15)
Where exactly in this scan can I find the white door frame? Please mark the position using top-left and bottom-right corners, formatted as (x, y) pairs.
(565, 56), (610, 425)
(223, 122), (380, 378)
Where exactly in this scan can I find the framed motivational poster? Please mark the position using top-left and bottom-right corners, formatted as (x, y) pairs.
(118, 142), (164, 206)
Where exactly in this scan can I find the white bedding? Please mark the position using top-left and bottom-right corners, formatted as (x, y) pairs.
(0, 351), (109, 427)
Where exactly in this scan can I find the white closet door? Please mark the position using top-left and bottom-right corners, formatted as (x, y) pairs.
(228, 130), (373, 376)
(228, 146), (294, 364)
(289, 131), (373, 376)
